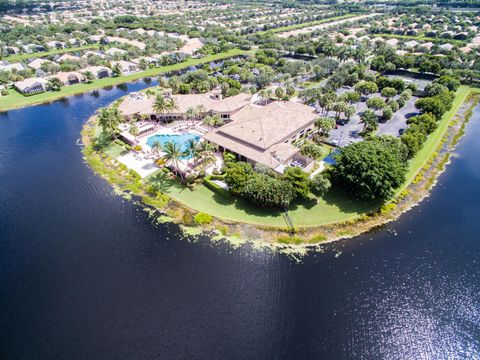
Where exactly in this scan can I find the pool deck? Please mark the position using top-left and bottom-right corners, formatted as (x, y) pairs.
(116, 124), (220, 178)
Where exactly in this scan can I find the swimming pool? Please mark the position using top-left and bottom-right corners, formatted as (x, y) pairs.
(146, 133), (200, 159)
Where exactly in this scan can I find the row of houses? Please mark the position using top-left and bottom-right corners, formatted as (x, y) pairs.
(13, 66), (113, 94)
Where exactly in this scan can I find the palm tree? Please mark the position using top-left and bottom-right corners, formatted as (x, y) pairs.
(129, 124), (139, 145)
(97, 107), (121, 138)
(153, 95), (168, 122)
(167, 97), (179, 113)
(162, 141), (184, 180)
(186, 107), (198, 122)
(360, 110), (378, 133)
(151, 140), (162, 159)
(197, 141), (217, 170)
(185, 138), (200, 168)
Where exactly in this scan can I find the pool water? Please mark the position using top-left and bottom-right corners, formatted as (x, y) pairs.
(146, 133), (200, 159)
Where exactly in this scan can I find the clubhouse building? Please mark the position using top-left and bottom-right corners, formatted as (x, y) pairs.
(118, 90), (319, 173)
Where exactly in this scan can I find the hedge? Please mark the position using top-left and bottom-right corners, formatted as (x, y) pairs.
(203, 177), (232, 199)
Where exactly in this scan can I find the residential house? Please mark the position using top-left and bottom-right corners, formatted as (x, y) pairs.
(82, 65), (112, 79)
(14, 77), (49, 94)
(111, 60), (138, 74)
(57, 53), (81, 62)
(47, 71), (85, 85)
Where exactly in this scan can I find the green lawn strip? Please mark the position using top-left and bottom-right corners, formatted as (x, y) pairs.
(104, 143), (127, 158)
(256, 13), (363, 35)
(147, 168), (375, 227)
(4, 44), (101, 62)
(374, 33), (466, 46)
(0, 48), (250, 112)
(396, 85), (472, 195)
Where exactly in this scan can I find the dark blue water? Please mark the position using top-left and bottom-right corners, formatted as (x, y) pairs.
(0, 80), (479, 359)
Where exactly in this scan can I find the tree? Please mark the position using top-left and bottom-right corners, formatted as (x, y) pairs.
(283, 166), (311, 200)
(333, 101), (347, 120)
(167, 97), (179, 112)
(382, 106), (394, 121)
(168, 76), (180, 93)
(275, 86), (285, 100)
(315, 117), (335, 137)
(300, 141), (324, 159)
(366, 97), (386, 111)
(184, 138), (200, 168)
(436, 75), (460, 91)
(354, 81), (378, 97)
(48, 77), (63, 91)
(415, 95), (451, 119)
(344, 91), (360, 104)
(333, 136), (408, 201)
(286, 84), (295, 98)
(97, 107), (122, 138)
(83, 70), (95, 83)
(425, 83), (449, 97)
(186, 107), (198, 121)
(112, 64), (121, 77)
(310, 173), (331, 197)
(151, 139), (162, 158)
(344, 105), (355, 121)
(381, 87), (397, 100)
(129, 124), (139, 145)
(242, 174), (295, 208)
(162, 141), (184, 180)
(360, 110), (378, 133)
(153, 95), (168, 118)
(225, 161), (254, 195)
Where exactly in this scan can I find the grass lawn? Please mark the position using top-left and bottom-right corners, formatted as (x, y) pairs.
(147, 170), (377, 228)
(104, 143), (127, 158)
(375, 33), (466, 46)
(256, 14), (363, 35)
(0, 48), (251, 112)
(397, 85), (474, 194)
(5, 45), (100, 62)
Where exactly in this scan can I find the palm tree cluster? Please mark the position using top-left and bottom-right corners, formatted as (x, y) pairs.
(153, 94), (179, 121)
(159, 138), (217, 182)
(97, 106), (123, 138)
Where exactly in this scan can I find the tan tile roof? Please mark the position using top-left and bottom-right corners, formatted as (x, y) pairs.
(28, 58), (54, 70)
(216, 101), (317, 150)
(46, 71), (85, 83)
(118, 91), (251, 116)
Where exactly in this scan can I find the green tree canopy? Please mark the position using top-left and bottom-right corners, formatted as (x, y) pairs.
(333, 136), (408, 201)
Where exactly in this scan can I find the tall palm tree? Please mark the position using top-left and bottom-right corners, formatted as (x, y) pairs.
(167, 97), (179, 113)
(98, 107), (121, 138)
(186, 107), (198, 121)
(162, 141), (184, 180)
(184, 138), (200, 168)
(151, 140), (162, 159)
(129, 124), (139, 145)
(197, 141), (217, 170)
(153, 95), (167, 121)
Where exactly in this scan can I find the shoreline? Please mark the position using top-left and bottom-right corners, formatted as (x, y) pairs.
(81, 87), (479, 248)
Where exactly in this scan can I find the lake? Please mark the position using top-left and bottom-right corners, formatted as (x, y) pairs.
(0, 80), (479, 359)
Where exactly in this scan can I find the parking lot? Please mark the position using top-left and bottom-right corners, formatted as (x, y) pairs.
(325, 86), (420, 146)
